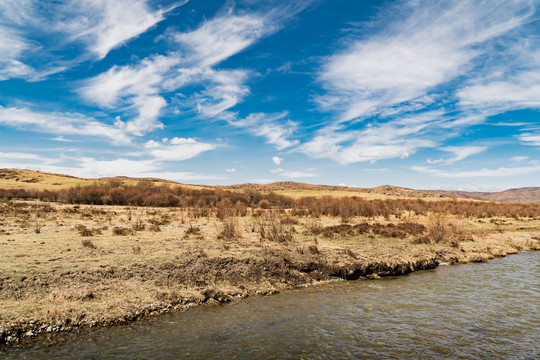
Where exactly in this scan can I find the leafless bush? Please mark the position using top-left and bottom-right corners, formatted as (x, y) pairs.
(428, 213), (449, 243)
(132, 218), (145, 231)
(81, 239), (96, 249)
(280, 215), (299, 225)
(256, 213), (293, 242)
(112, 226), (133, 236)
(185, 222), (200, 235)
(77, 225), (102, 236)
(218, 216), (241, 240)
(305, 218), (322, 235)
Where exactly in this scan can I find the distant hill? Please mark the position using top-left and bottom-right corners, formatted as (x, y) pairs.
(435, 187), (540, 204)
(220, 181), (455, 200)
(2, 168), (538, 203)
(0, 169), (183, 190)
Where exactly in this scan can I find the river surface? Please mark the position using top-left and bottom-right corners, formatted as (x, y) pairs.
(3, 251), (539, 359)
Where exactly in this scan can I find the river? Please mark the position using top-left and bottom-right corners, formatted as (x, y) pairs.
(2, 251), (539, 359)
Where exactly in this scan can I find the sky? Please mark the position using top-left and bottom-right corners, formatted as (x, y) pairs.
(0, 0), (539, 191)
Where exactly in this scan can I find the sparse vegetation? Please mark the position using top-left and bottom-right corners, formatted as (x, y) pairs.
(1, 171), (540, 346)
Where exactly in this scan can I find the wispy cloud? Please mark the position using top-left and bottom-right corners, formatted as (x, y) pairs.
(518, 132), (540, 146)
(270, 168), (317, 179)
(60, 0), (187, 60)
(79, 10), (271, 135)
(228, 112), (298, 150)
(427, 146), (487, 164)
(412, 164), (540, 178)
(79, 4), (310, 137)
(0, 1), (183, 81)
(300, 111), (441, 163)
(0, 106), (131, 145)
(317, 0), (533, 122)
(304, 0), (536, 165)
(144, 137), (216, 161)
(272, 156), (283, 165)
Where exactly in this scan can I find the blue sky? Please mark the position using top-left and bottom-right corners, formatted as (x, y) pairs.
(1, 0), (539, 191)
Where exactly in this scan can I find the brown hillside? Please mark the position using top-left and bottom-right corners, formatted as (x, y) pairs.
(434, 187), (540, 204)
(221, 181), (456, 200)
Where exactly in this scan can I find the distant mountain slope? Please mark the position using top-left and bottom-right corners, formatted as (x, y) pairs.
(220, 182), (455, 200)
(436, 187), (540, 204)
(3, 168), (538, 203)
(0, 169), (183, 190)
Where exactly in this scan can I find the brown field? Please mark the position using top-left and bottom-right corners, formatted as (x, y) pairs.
(1, 170), (540, 346)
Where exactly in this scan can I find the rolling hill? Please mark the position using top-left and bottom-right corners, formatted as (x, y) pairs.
(435, 187), (540, 204)
(1, 168), (539, 203)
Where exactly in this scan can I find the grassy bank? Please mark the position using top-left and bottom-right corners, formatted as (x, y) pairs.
(1, 198), (539, 346)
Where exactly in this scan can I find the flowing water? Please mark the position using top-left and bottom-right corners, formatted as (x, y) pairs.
(3, 251), (539, 359)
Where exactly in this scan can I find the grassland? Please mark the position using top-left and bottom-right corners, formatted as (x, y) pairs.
(0, 169), (539, 346)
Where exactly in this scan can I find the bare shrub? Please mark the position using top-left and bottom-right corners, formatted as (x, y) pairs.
(112, 226), (133, 236)
(308, 244), (320, 254)
(413, 214), (464, 246)
(429, 213), (448, 243)
(218, 216), (241, 240)
(34, 220), (41, 234)
(77, 225), (101, 236)
(280, 215), (299, 225)
(185, 222), (200, 235)
(256, 213), (293, 242)
(305, 218), (323, 235)
(148, 224), (161, 232)
(132, 218), (145, 231)
(257, 199), (271, 209)
(81, 239), (96, 249)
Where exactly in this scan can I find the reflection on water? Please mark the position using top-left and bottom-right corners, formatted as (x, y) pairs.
(3, 251), (539, 359)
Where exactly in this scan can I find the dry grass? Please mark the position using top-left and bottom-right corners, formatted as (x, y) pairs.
(0, 197), (539, 345)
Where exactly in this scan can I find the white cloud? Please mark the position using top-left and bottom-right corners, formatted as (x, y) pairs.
(427, 146), (487, 164)
(272, 156), (283, 165)
(80, 54), (180, 135)
(78, 4), (312, 137)
(458, 70), (540, 115)
(61, 0), (186, 60)
(300, 112), (441, 164)
(2, 159), (224, 182)
(143, 140), (161, 149)
(0, 106), (131, 145)
(79, 10), (274, 135)
(226, 168), (236, 172)
(270, 168), (317, 179)
(518, 132), (540, 147)
(412, 165), (540, 178)
(189, 69), (250, 118)
(305, 0), (536, 165)
(0, 25), (34, 80)
(145, 137), (216, 161)
(318, 0), (533, 122)
(229, 112), (298, 150)
(0, 1), (183, 81)
(173, 13), (270, 67)
(0, 152), (47, 161)
(510, 155), (529, 162)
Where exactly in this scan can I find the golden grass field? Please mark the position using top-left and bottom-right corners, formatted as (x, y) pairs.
(0, 169), (539, 346)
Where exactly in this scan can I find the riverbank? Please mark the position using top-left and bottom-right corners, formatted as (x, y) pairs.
(1, 200), (539, 346)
